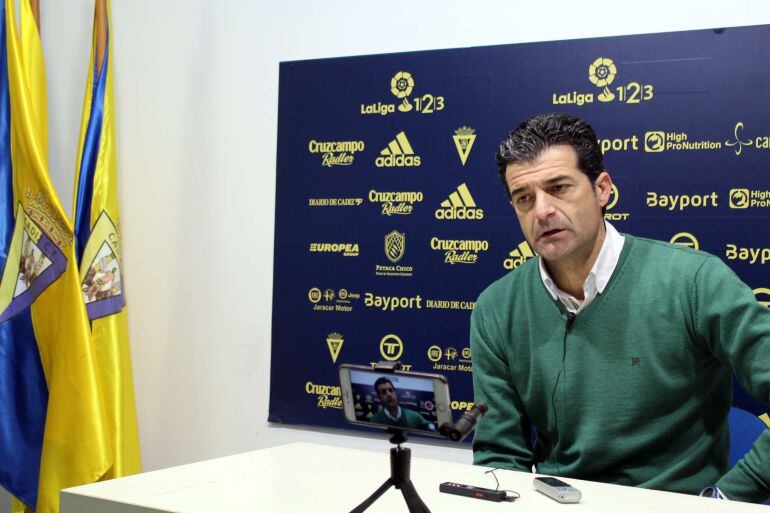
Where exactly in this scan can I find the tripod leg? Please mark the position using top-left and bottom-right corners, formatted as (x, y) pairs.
(399, 480), (431, 513)
(350, 478), (394, 513)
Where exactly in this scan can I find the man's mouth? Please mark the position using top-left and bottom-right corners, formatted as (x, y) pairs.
(539, 228), (564, 239)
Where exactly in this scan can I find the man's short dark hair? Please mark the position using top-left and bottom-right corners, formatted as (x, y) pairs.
(496, 113), (605, 197)
(374, 377), (393, 395)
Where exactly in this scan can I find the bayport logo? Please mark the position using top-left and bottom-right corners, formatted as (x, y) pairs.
(434, 183), (483, 220)
(376, 132), (421, 168)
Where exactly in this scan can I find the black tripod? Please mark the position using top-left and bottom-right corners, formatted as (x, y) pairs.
(350, 430), (430, 513)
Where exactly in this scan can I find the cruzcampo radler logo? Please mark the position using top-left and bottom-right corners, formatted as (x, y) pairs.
(326, 332), (344, 363)
(453, 126), (476, 166)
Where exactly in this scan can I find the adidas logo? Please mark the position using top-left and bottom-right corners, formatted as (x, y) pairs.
(503, 241), (537, 269)
(434, 183), (484, 220)
(375, 131), (422, 167)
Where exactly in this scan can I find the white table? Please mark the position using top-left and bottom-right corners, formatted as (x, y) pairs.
(61, 442), (767, 513)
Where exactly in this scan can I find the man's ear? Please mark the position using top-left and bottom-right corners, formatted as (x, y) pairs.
(594, 171), (613, 208)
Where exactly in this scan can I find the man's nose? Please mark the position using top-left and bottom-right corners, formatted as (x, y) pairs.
(533, 190), (557, 221)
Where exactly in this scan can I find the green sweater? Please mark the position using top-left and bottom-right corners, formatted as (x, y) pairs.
(471, 235), (770, 503)
(371, 406), (434, 430)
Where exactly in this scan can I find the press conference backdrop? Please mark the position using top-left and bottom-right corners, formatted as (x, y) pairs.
(269, 25), (770, 436)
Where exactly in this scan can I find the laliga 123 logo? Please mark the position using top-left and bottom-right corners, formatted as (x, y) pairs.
(360, 71), (445, 116)
(552, 57), (654, 106)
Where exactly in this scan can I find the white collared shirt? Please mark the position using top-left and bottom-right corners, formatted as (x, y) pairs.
(383, 405), (402, 422)
(538, 221), (625, 314)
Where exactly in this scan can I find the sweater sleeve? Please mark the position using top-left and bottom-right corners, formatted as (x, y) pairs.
(693, 257), (770, 503)
(470, 299), (534, 472)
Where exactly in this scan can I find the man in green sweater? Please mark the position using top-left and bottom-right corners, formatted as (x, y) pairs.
(370, 377), (435, 431)
(471, 113), (770, 503)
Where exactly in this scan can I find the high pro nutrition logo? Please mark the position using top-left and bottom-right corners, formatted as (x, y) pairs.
(729, 188), (770, 209)
(434, 183), (484, 220)
(376, 132), (422, 167)
(307, 139), (365, 166)
(552, 57), (654, 107)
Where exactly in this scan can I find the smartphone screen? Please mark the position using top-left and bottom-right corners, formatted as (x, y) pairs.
(536, 477), (571, 487)
(339, 365), (451, 435)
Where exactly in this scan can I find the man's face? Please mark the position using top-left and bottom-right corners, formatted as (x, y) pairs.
(505, 145), (611, 266)
(376, 382), (398, 408)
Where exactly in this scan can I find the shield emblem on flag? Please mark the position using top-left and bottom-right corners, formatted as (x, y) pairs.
(384, 230), (405, 263)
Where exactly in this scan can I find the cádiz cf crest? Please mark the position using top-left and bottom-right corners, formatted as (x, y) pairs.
(78, 211), (125, 320)
(452, 126), (476, 166)
(0, 204), (67, 323)
(384, 230), (405, 263)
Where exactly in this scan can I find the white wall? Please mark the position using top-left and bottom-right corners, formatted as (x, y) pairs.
(4, 0), (770, 509)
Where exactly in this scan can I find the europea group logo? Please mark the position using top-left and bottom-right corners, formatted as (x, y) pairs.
(376, 131), (422, 168)
(434, 183), (484, 220)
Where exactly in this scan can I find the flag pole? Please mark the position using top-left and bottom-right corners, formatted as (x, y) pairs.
(95, 0), (107, 74)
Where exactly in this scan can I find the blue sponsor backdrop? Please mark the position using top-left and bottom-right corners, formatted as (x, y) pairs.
(270, 25), (770, 437)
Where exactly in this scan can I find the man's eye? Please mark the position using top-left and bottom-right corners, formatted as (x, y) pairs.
(551, 184), (568, 194)
(514, 194), (532, 204)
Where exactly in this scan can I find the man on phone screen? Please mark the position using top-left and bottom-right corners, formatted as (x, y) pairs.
(471, 113), (770, 503)
(371, 377), (436, 431)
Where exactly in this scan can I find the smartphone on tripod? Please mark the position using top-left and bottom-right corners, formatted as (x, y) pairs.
(338, 364), (452, 436)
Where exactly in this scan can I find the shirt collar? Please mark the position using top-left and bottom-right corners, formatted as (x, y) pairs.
(383, 405), (402, 422)
(539, 221), (625, 301)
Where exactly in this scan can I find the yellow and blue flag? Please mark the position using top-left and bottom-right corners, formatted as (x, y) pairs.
(1, 0), (112, 511)
(73, 0), (141, 479)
